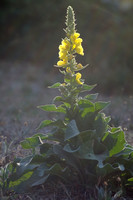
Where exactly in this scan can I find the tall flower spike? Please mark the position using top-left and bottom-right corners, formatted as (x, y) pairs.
(65, 6), (76, 35)
(57, 5), (84, 83)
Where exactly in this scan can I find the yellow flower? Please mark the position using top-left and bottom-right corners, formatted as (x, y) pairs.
(66, 67), (72, 73)
(58, 39), (70, 60)
(75, 72), (83, 85)
(70, 33), (80, 43)
(76, 45), (84, 55)
(59, 51), (67, 60)
(61, 39), (70, 50)
(77, 63), (83, 70)
(70, 32), (84, 55)
(57, 58), (68, 67)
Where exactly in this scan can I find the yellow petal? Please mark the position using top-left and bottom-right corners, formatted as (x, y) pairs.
(76, 72), (81, 79)
(75, 72), (83, 85)
(57, 59), (68, 66)
(61, 39), (70, 50)
(66, 67), (71, 73)
(77, 63), (83, 69)
(59, 51), (67, 59)
(76, 45), (84, 55)
(70, 32), (80, 44)
(75, 38), (82, 45)
(57, 60), (64, 66)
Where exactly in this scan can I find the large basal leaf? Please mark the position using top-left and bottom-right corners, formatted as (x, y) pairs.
(10, 167), (49, 192)
(53, 144), (81, 173)
(31, 174), (49, 187)
(93, 139), (107, 155)
(63, 143), (80, 153)
(40, 142), (52, 156)
(103, 128), (126, 157)
(36, 163), (49, 177)
(114, 144), (133, 157)
(21, 136), (43, 149)
(77, 140), (108, 168)
(16, 155), (45, 176)
(65, 120), (80, 140)
(47, 163), (65, 176)
(96, 163), (125, 177)
(38, 104), (66, 113)
(77, 129), (96, 143)
(34, 163), (70, 186)
(94, 113), (108, 138)
(9, 171), (33, 190)
(38, 119), (66, 129)
(9, 159), (50, 192)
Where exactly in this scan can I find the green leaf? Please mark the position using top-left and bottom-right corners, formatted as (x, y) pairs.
(10, 163), (49, 192)
(77, 140), (107, 167)
(81, 84), (96, 92)
(46, 163), (70, 183)
(29, 155), (45, 165)
(128, 177), (133, 182)
(94, 113), (108, 138)
(9, 171), (33, 189)
(48, 163), (65, 176)
(32, 133), (48, 140)
(37, 120), (53, 129)
(53, 144), (81, 173)
(21, 136), (43, 149)
(53, 96), (64, 102)
(102, 132), (109, 142)
(40, 143), (52, 155)
(126, 177), (133, 186)
(38, 119), (66, 129)
(31, 175), (49, 187)
(103, 128), (126, 157)
(84, 93), (98, 100)
(78, 99), (95, 117)
(114, 145), (133, 157)
(97, 163), (125, 177)
(16, 155), (45, 176)
(63, 144), (80, 153)
(38, 104), (66, 113)
(65, 120), (80, 140)
(93, 139), (107, 155)
(79, 129), (96, 142)
(95, 101), (110, 112)
(63, 102), (71, 108)
(48, 82), (61, 88)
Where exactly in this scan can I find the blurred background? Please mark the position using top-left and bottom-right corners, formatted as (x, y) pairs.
(0, 0), (133, 149)
(0, 0), (133, 94)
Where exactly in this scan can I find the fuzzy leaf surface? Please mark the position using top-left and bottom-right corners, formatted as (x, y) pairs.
(48, 82), (61, 88)
(21, 136), (43, 149)
(38, 104), (66, 113)
(65, 120), (80, 140)
(38, 119), (65, 129)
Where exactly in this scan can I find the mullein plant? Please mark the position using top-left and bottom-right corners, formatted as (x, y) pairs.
(3, 6), (133, 196)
